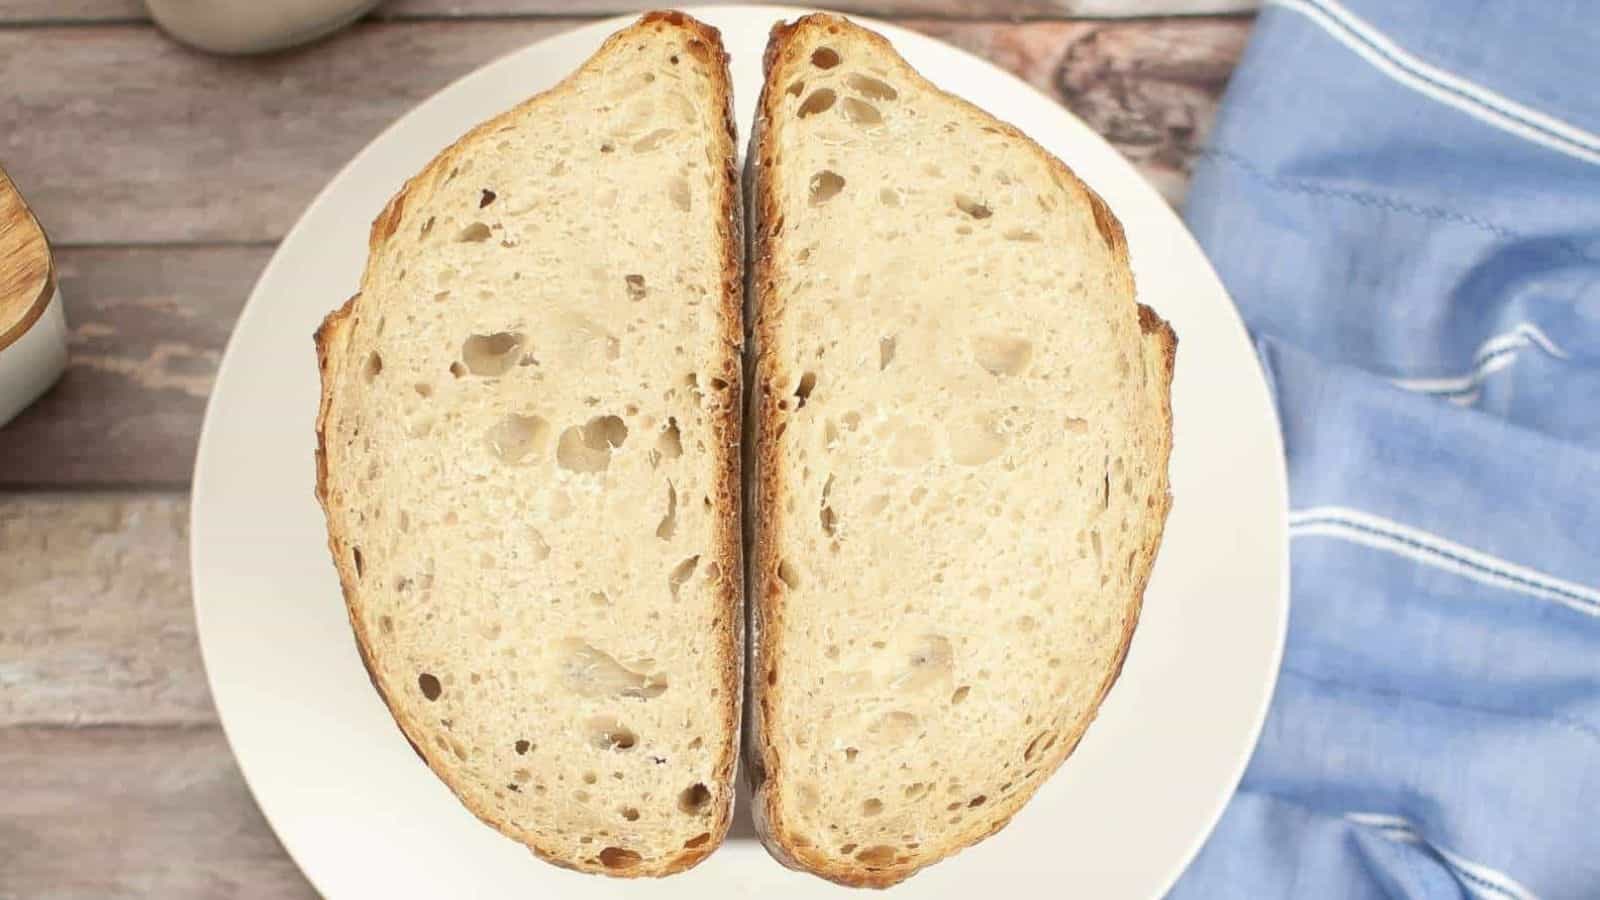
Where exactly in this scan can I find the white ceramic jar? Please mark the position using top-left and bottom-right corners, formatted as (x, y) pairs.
(144, 0), (383, 54)
(0, 169), (66, 428)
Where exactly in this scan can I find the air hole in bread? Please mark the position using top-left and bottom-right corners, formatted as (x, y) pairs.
(625, 274), (648, 301)
(557, 639), (667, 699)
(820, 475), (837, 535)
(950, 685), (972, 705)
(478, 189), (496, 208)
(862, 798), (884, 817)
(362, 351), (382, 382)
(968, 795), (988, 808)
(1024, 731), (1055, 761)
(555, 415), (628, 474)
(587, 716), (638, 751)
(841, 97), (882, 126)
(855, 845), (896, 866)
(879, 336), (897, 370)
(847, 73), (898, 101)
(1004, 227), (1040, 243)
(1064, 416), (1088, 434)
(683, 832), (712, 849)
(668, 175), (691, 211)
(632, 128), (676, 153)
(798, 88), (836, 118)
(620, 806), (641, 822)
(351, 546), (365, 577)
(418, 673), (442, 701)
(514, 739), (530, 755)
(678, 783), (711, 815)
(776, 559), (802, 591)
(786, 79), (806, 98)
(412, 382), (432, 399)
(456, 222), (492, 243)
(839, 842), (858, 855)
(808, 170), (845, 205)
(869, 710), (919, 744)
(892, 634), (953, 692)
(657, 418), (683, 459)
(655, 482), (678, 540)
(954, 195), (992, 219)
(668, 555), (699, 600)
(949, 414), (1007, 466)
(794, 371), (817, 408)
(598, 847), (641, 869)
(600, 141), (615, 154)
(811, 46), (841, 69)
(461, 332), (523, 376)
(485, 414), (550, 464)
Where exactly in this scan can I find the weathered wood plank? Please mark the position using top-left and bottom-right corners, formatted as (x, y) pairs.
(1, 20), (580, 246)
(0, 0), (141, 23)
(4, 17), (1241, 247)
(0, 724), (316, 899)
(0, 0), (1258, 24)
(0, 493), (213, 726)
(0, 246), (264, 487)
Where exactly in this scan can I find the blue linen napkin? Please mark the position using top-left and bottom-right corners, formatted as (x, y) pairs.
(1170, 1), (1600, 898)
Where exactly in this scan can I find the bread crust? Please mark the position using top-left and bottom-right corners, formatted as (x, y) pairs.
(745, 13), (1176, 888)
(313, 10), (743, 878)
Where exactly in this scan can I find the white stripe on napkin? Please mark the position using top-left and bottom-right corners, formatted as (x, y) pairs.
(1289, 507), (1600, 618)
(1346, 813), (1541, 900)
(1267, 0), (1600, 166)
(1391, 323), (1568, 403)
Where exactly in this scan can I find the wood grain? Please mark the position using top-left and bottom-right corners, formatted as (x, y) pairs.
(1, 21), (578, 245)
(2, 17), (1241, 246)
(0, 247), (265, 487)
(0, 0), (1258, 24)
(0, 725), (316, 899)
(0, 493), (212, 726)
(0, 167), (55, 349)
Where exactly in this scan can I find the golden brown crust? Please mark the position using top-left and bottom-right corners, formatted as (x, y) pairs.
(313, 11), (741, 878)
(746, 13), (1176, 888)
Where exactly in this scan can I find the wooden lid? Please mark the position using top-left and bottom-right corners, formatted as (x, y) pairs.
(0, 166), (55, 352)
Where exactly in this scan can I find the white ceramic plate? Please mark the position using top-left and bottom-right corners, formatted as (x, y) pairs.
(191, 7), (1287, 898)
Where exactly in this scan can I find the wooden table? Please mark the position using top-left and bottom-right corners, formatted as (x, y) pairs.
(0, 2), (1250, 895)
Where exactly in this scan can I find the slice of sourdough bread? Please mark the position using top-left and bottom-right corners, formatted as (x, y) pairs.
(745, 14), (1176, 887)
(314, 11), (742, 877)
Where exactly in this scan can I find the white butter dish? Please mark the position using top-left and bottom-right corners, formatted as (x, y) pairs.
(0, 168), (66, 428)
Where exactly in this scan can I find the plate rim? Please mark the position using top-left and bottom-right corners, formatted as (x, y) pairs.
(190, 7), (1289, 898)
